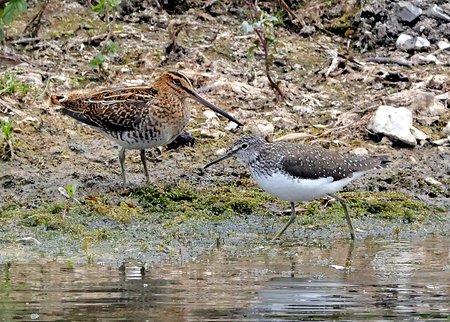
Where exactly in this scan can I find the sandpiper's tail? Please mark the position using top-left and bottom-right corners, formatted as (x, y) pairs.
(344, 155), (390, 172)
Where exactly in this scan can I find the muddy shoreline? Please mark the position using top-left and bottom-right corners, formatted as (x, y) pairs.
(1, 1), (449, 265)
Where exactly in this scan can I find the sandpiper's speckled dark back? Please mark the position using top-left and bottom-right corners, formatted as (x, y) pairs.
(234, 136), (384, 180)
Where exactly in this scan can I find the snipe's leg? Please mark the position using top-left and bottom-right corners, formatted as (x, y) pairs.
(140, 149), (150, 184)
(328, 194), (355, 240)
(272, 202), (297, 241)
(119, 146), (127, 184)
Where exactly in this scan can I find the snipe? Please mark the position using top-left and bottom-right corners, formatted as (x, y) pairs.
(204, 136), (388, 241)
(51, 71), (243, 184)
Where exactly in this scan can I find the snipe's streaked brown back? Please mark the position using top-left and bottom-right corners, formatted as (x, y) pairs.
(51, 71), (243, 184)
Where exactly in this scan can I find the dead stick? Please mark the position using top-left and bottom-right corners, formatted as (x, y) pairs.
(366, 57), (412, 67)
(254, 27), (285, 99)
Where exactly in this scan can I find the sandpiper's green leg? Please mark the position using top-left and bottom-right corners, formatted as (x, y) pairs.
(328, 194), (355, 240)
(272, 202), (297, 241)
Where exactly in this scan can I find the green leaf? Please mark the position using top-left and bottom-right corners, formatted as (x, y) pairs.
(266, 36), (276, 45)
(89, 54), (105, 68)
(66, 184), (77, 197)
(92, 0), (121, 14)
(2, 0), (27, 25)
(246, 44), (258, 59)
(106, 42), (119, 56)
(1, 118), (13, 140)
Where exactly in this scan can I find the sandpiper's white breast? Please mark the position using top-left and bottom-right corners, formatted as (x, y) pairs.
(252, 170), (367, 202)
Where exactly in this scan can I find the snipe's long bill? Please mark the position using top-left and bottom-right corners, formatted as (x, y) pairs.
(204, 135), (389, 241)
(51, 71), (243, 184)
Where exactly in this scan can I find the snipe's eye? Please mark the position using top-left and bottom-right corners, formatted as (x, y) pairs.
(173, 79), (182, 86)
(241, 143), (249, 149)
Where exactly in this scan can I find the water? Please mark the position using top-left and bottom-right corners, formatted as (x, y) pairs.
(1, 237), (449, 321)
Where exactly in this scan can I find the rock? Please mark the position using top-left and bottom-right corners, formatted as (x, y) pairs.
(293, 104), (314, 115)
(224, 122), (239, 132)
(350, 147), (369, 156)
(396, 33), (430, 51)
(203, 110), (218, 120)
(367, 105), (416, 146)
(68, 143), (85, 154)
(396, 1), (422, 22)
(442, 122), (450, 136)
(215, 148), (226, 156)
(273, 132), (312, 142)
(426, 4), (450, 22)
(384, 89), (446, 118)
(410, 126), (430, 145)
(244, 120), (274, 137)
(299, 25), (316, 37)
(432, 137), (450, 146)
(16, 237), (41, 245)
(199, 128), (224, 139)
(414, 36), (431, 50)
(424, 176), (444, 187)
(437, 40), (450, 51)
(410, 94), (446, 118)
(17, 72), (43, 86)
(410, 54), (437, 65)
(396, 33), (415, 51)
(435, 92), (450, 100)
(272, 117), (297, 130)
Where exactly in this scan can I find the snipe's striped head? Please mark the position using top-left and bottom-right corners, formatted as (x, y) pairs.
(155, 71), (195, 97)
(156, 71), (243, 126)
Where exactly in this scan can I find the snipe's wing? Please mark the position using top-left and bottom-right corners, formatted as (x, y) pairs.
(53, 86), (159, 132)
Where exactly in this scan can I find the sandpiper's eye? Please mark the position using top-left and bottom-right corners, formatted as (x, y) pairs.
(173, 79), (182, 86)
(241, 143), (249, 149)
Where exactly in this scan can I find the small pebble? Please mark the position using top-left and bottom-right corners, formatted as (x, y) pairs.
(424, 177), (443, 187)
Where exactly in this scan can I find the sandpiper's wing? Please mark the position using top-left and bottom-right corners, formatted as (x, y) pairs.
(279, 144), (382, 181)
(52, 86), (159, 132)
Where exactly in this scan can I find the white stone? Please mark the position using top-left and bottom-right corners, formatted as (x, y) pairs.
(367, 105), (416, 146)
(244, 120), (275, 137)
(437, 40), (450, 51)
(225, 122), (239, 132)
(432, 138), (450, 146)
(293, 105), (314, 115)
(272, 116), (297, 130)
(396, 33), (415, 51)
(415, 36), (430, 50)
(442, 121), (450, 136)
(215, 148), (227, 156)
(384, 89), (446, 117)
(427, 4), (450, 22)
(397, 1), (422, 22)
(17, 72), (43, 86)
(273, 132), (312, 142)
(396, 33), (430, 51)
(411, 126), (430, 141)
(411, 54), (437, 65)
(350, 147), (369, 156)
(203, 110), (219, 120)
(424, 177), (443, 187)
